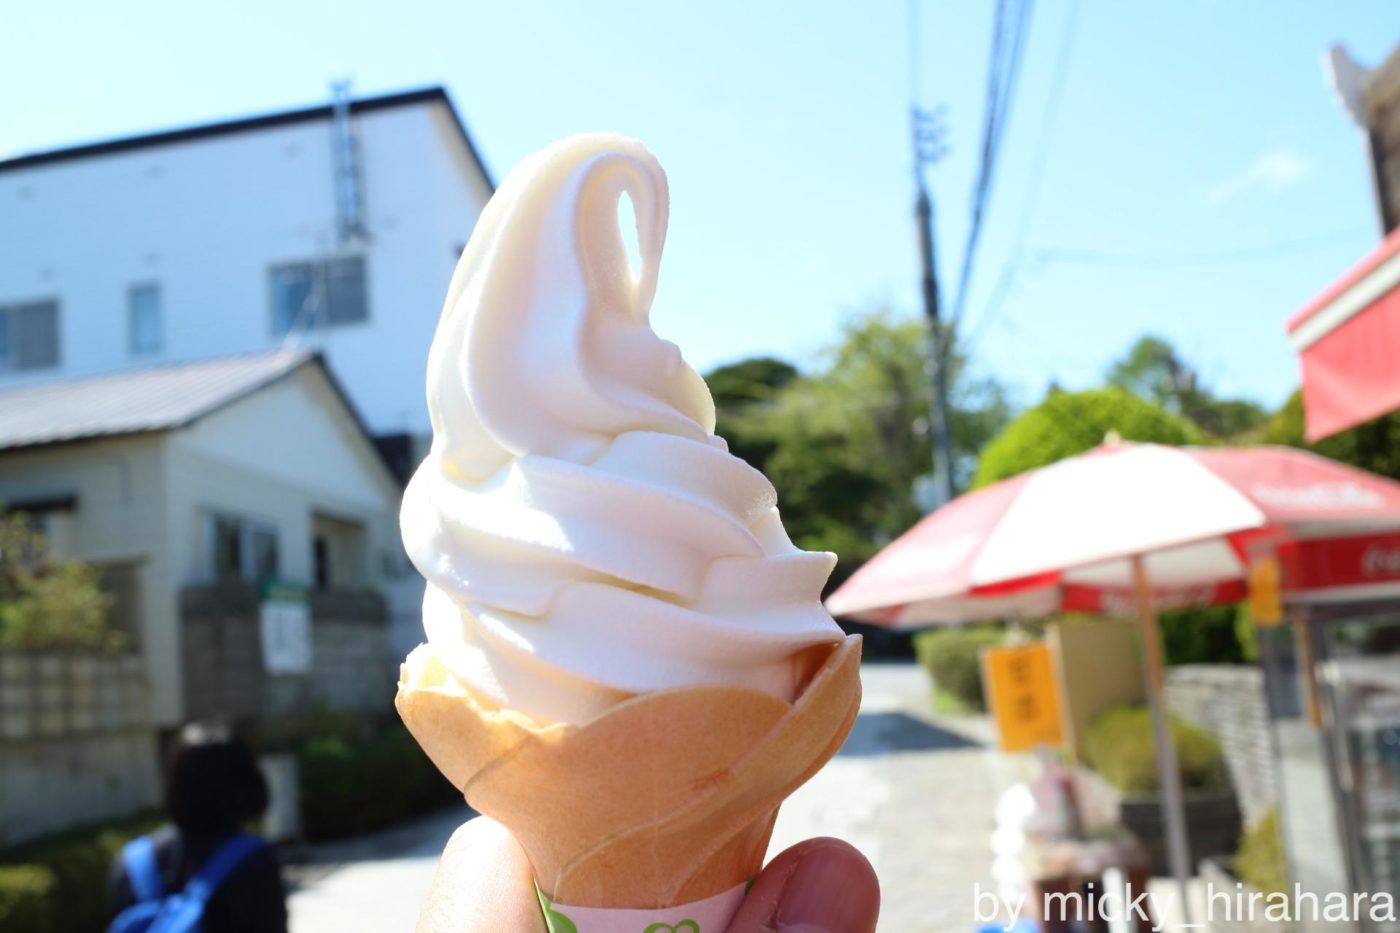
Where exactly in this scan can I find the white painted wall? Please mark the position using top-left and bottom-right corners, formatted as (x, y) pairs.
(167, 364), (405, 589)
(0, 436), (181, 721)
(0, 98), (489, 435)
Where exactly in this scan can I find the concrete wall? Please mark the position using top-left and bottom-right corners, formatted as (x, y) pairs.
(181, 584), (393, 720)
(0, 98), (488, 434)
(0, 651), (160, 846)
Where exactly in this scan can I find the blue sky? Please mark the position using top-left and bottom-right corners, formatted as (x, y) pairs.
(5, 1), (1396, 411)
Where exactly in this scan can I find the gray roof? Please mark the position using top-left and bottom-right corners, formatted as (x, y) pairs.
(0, 87), (495, 191)
(0, 350), (318, 451)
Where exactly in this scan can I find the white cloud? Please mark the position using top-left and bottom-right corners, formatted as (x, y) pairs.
(1205, 148), (1311, 206)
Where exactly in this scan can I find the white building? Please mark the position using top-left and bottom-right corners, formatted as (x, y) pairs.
(0, 87), (494, 452)
(0, 349), (427, 842)
(0, 350), (409, 726)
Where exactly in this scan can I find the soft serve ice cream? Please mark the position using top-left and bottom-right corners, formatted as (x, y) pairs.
(401, 133), (844, 726)
(395, 134), (863, 922)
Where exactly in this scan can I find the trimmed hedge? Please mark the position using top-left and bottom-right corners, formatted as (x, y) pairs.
(0, 865), (56, 932)
(1236, 806), (1287, 896)
(1083, 706), (1228, 794)
(0, 811), (161, 933)
(913, 625), (1005, 711)
(297, 723), (461, 840)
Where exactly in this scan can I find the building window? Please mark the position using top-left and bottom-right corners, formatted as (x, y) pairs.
(207, 513), (279, 582)
(313, 536), (330, 590)
(95, 561), (142, 647)
(311, 513), (366, 591)
(128, 284), (161, 356)
(0, 300), (59, 371)
(269, 256), (367, 335)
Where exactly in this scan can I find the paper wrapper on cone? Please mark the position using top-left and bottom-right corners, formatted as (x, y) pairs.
(395, 634), (862, 912)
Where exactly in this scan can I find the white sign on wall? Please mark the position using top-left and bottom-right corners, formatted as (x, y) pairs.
(259, 583), (311, 674)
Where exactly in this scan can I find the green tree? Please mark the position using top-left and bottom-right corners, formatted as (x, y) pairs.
(1259, 390), (1400, 481)
(0, 513), (116, 649)
(707, 356), (798, 473)
(973, 386), (1200, 488)
(1107, 335), (1266, 440)
(1108, 336), (1197, 407)
(707, 356), (799, 408)
(710, 308), (1011, 580)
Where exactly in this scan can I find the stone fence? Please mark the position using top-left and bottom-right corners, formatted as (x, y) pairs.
(0, 650), (159, 847)
(1165, 664), (1276, 828)
(181, 583), (394, 721)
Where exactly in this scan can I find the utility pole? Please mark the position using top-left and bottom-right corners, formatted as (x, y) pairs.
(912, 106), (957, 508)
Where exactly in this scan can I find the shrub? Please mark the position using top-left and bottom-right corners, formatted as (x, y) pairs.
(1236, 806), (1287, 896)
(1160, 604), (1246, 666)
(1234, 603), (1258, 664)
(0, 510), (119, 650)
(0, 864), (57, 932)
(913, 625), (1005, 711)
(973, 387), (1200, 488)
(297, 723), (460, 840)
(1083, 706), (1228, 795)
(0, 811), (161, 933)
(252, 705), (369, 754)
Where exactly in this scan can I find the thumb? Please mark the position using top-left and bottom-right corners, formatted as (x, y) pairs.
(417, 816), (546, 933)
(727, 838), (879, 933)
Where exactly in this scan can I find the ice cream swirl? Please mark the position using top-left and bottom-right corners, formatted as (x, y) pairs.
(402, 134), (843, 725)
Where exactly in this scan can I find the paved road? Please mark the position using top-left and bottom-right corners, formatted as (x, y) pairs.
(287, 806), (470, 932)
(289, 663), (1025, 932)
(769, 663), (1024, 932)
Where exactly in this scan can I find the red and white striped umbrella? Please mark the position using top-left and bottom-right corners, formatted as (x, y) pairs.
(826, 441), (1400, 912)
(827, 441), (1400, 626)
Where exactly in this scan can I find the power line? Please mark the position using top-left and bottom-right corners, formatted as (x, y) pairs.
(966, 0), (1081, 349)
(949, 0), (1035, 334)
(987, 0), (1034, 165)
(949, 0), (1012, 336)
(966, 258), (1024, 349)
(1011, 0), (1078, 246)
(962, 227), (1372, 351)
(1031, 230), (1372, 268)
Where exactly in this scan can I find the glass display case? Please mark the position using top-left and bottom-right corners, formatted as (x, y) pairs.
(1316, 610), (1400, 933)
(1257, 601), (1400, 933)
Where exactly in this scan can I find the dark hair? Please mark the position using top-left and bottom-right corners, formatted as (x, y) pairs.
(164, 722), (269, 836)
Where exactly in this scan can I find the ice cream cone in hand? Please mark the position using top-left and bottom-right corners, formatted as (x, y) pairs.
(398, 634), (860, 909)
(397, 133), (862, 928)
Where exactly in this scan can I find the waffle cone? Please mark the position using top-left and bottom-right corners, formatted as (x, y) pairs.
(395, 634), (862, 909)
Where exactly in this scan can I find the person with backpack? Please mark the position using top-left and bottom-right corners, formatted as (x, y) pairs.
(108, 721), (288, 933)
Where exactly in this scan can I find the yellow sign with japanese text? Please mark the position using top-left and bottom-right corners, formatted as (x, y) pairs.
(982, 643), (1064, 752)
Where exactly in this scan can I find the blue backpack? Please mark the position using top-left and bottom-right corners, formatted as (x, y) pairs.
(109, 833), (266, 933)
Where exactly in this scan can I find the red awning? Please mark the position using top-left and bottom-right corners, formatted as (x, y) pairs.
(1286, 227), (1400, 441)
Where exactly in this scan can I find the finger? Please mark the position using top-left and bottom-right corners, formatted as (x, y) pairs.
(727, 837), (880, 933)
(417, 815), (546, 933)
